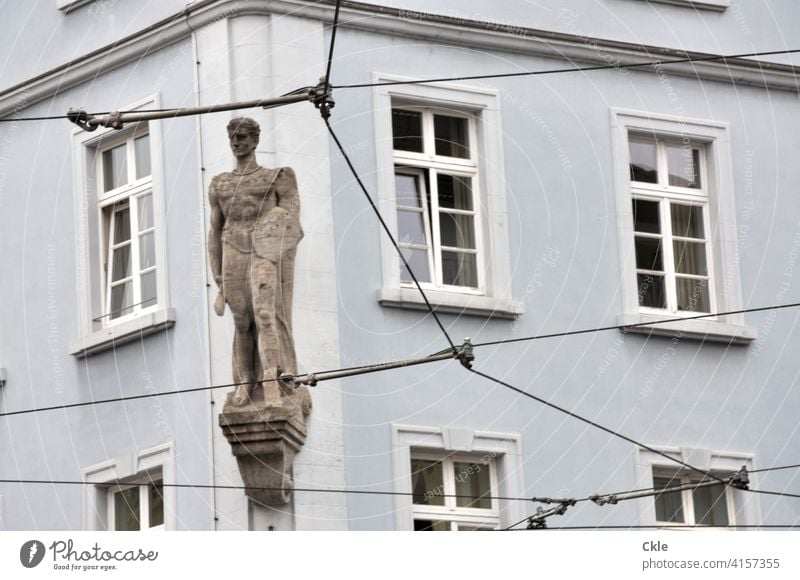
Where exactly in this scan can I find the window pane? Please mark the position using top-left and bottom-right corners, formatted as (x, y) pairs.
(400, 249), (431, 283)
(693, 484), (728, 526)
(411, 459), (445, 506)
(141, 270), (158, 309)
(137, 193), (154, 231)
(653, 477), (685, 523)
(392, 109), (423, 152)
(439, 213), (476, 250)
(442, 251), (478, 287)
(637, 274), (666, 308)
(434, 114), (470, 158)
(103, 143), (128, 191)
(629, 140), (657, 183)
(397, 210), (427, 246)
(437, 174), (473, 211)
(676, 277), (710, 312)
(395, 173), (423, 207)
(113, 206), (131, 244)
(110, 281), (133, 319)
(635, 237), (663, 271)
(454, 462), (492, 509)
(632, 199), (660, 234)
(114, 487), (140, 531)
(135, 134), (151, 179)
(139, 232), (156, 270)
(671, 204), (704, 239)
(148, 480), (164, 528)
(666, 144), (701, 188)
(673, 241), (707, 275)
(111, 245), (132, 282)
(413, 519), (450, 531)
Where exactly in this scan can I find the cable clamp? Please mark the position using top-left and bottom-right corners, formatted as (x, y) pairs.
(455, 338), (475, 369)
(66, 108), (96, 132)
(310, 76), (335, 119)
(729, 465), (750, 490)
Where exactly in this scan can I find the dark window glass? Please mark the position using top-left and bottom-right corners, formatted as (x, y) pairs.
(392, 109), (423, 152)
(434, 114), (470, 158)
(629, 140), (657, 183)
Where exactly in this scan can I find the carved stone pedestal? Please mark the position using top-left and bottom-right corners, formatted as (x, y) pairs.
(219, 404), (307, 505)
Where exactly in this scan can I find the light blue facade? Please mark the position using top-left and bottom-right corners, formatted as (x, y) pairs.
(1, 0), (799, 530)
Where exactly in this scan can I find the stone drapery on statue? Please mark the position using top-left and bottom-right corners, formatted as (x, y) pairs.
(210, 117), (310, 505)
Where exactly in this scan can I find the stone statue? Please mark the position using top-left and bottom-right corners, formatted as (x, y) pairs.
(208, 117), (308, 412)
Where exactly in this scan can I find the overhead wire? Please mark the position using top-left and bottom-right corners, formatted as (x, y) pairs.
(332, 47), (800, 90)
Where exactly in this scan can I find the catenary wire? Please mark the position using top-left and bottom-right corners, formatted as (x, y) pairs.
(324, 117), (456, 350)
(3, 48), (800, 123)
(514, 524), (800, 531)
(332, 47), (800, 90)
(466, 301), (800, 351)
(324, 0), (342, 88)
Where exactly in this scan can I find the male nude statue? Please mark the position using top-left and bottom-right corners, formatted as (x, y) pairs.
(208, 117), (308, 411)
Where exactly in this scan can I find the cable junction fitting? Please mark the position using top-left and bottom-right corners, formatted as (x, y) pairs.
(590, 465), (750, 506)
(311, 76), (335, 119)
(66, 86), (318, 132)
(287, 339), (475, 387)
(527, 499), (577, 529)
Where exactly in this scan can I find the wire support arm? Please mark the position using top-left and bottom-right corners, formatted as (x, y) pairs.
(66, 85), (318, 131)
(288, 339), (473, 386)
(527, 499), (577, 529)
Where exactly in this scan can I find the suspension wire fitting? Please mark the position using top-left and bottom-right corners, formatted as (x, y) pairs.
(527, 499), (577, 529)
(590, 465), (750, 506)
(311, 76), (335, 119)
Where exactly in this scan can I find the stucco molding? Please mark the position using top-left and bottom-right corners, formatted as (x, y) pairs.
(2, 0), (800, 118)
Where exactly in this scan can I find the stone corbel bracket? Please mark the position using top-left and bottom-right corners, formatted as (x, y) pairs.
(219, 405), (306, 505)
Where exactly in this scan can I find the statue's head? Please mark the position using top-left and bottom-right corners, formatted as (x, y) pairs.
(227, 117), (261, 139)
(227, 117), (260, 159)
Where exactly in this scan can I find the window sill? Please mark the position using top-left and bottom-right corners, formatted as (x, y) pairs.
(69, 307), (176, 358)
(639, 0), (730, 12)
(379, 287), (524, 319)
(619, 312), (756, 344)
(57, 0), (94, 13)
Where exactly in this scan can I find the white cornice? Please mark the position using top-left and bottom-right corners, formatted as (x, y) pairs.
(2, 0), (799, 118)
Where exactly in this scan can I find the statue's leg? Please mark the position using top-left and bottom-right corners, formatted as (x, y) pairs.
(225, 276), (256, 406)
(252, 258), (282, 406)
(277, 250), (310, 415)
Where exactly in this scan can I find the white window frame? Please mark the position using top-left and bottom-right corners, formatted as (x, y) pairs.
(611, 108), (755, 343)
(651, 469), (735, 529)
(69, 95), (174, 357)
(83, 441), (176, 531)
(96, 127), (159, 326)
(630, 135), (715, 315)
(108, 474), (165, 532)
(410, 451), (500, 530)
(393, 106), (484, 293)
(391, 424), (526, 530)
(633, 445), (760, 529)
(374, 74), (523, 319)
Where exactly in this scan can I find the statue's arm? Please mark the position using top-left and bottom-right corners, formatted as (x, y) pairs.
(274, 166), (301, 224)
(208, 181), (224, 288)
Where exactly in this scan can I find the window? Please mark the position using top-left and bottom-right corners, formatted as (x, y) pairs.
(410, 453), (499, 531)
(83, 442), (175, 531)
(69, 95), (174, 357)
(97, 129), (159, 323)
(374, 76), (522, 319)
(633, 446), (758, 528)
(611, 109), (755, 343)
(629, 136), (713, 315)
(653, 471), (733, 527)
(392, 107), (481, 290)
(391, 425), (526, 530)
(109, 475), (165, 531)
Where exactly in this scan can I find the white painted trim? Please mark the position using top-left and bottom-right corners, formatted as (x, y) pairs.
(4, 0), (799, 119)
(391, 424), (525, 531)
(70, 94), (172, 355)
(56, 0), (94, 13)
(639, 0), (730, 12)
(610, 108), (754, 343)
(633, 445), (760, 528)
(82, 441), (177, 531)
(374, 74), (521, 319)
